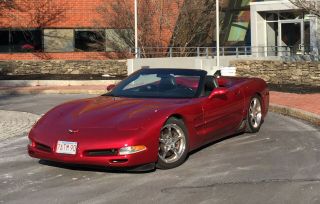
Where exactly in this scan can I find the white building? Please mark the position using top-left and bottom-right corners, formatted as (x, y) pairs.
(250, 0), (320, 56)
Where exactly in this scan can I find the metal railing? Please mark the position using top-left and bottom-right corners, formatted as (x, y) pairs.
(130, 46), (317, 59)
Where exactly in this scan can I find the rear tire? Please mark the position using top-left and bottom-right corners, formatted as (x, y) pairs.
(245, 95), (263, 133)
(156, 117), (189, 169)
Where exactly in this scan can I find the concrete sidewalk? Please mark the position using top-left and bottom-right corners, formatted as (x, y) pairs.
(0, 85), (319, 125)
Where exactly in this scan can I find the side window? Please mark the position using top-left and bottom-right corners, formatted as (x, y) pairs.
(123, 74), (160, 90)
(204, 76), (215, 96)
(175, 76), (200, 91)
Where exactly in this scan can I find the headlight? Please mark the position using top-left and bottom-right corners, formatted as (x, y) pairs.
(119, 145), (147, 155)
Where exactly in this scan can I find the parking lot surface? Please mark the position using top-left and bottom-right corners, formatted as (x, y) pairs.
(0, 94), (319, 204)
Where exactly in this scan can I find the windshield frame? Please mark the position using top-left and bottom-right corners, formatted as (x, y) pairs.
(104, 68), (207, 99)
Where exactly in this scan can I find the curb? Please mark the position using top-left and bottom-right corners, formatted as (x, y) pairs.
(270, 103), (320, 126)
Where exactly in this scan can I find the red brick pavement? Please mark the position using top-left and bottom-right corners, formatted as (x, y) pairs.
(270, 91), (320, 115)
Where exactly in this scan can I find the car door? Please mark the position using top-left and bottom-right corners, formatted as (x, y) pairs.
(202, 87), (244, 143)
(227, 85), (246, 129)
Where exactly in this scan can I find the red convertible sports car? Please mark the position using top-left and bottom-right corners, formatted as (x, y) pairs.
(28, 68), (269, 170)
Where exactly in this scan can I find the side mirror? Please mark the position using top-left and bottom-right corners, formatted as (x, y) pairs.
(106, 84), (116, 91)
(208, 87), (228, 99)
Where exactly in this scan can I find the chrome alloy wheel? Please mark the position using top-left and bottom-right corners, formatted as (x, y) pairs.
(159, 124), (186, 164)
(249, 98), (262, 128)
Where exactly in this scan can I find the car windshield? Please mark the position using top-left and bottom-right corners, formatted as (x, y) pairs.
(107, 69), (206, 98)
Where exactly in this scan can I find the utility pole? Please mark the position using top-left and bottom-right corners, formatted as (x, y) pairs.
(134, 0), (138, 58)
(216, 0), (220, 68)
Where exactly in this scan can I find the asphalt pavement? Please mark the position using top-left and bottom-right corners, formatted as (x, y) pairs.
(0, 94), (320, 204)
(0, 94), (93, 115)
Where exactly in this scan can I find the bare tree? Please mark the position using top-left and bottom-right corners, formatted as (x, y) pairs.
(0, 0), (15, 17)
(0, 0), (14, 8)
(8, 0), (68, 28)
(96, 0), (221, 57)
(1, 0), (68, 28)
(289, 0), (320, 17)
(170, 0), (218, 55)
(95, 0), (185, 58)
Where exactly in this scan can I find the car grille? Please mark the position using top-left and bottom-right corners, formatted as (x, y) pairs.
(35, 142), (52, 153)
(85, 149), (118, 156)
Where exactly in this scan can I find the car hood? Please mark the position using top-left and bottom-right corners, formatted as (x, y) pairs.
(35, 96), (190, 132)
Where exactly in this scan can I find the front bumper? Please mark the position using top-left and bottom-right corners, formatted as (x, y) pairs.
(28, 144), (155, 170)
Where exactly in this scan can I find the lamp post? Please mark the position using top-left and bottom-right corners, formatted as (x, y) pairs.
(134, 0), (138, 58)
(216, 0), (220, 68)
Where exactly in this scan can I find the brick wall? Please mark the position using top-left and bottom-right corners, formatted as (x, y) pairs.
(0, 0), (110, 28)
(231, 60), (320, 87)
(0, 0), (184, 61)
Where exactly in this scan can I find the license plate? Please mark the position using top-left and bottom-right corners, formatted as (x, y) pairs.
(56, 141), (77, 155)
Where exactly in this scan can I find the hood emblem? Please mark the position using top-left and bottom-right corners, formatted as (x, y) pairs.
(68, 129), (79, 134)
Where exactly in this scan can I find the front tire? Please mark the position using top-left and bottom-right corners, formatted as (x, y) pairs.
(245, 95), (263, 133)
(156, 117), (189, 169)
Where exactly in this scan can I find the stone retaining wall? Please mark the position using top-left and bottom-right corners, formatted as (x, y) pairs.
(231, 60), (320, 87)
(0, 60), (127, 76)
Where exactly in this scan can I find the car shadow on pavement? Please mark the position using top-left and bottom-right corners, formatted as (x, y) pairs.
(189, 132), (244, 156)
(38, 132), (246, 174)
(38, 159), (156, 174)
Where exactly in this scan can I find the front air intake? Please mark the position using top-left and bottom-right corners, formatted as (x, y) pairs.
(85, 149), (118, 156)
(35, 142), (52, 153)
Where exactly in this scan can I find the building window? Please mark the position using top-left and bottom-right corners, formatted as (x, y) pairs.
(0, 30), (10, 53)
(220, 0), (252, 46)
(44, 29), (74, 52)
(75, 30), (105, 52)
(0, 30), (42, 53)
(105, 29), (133, 52)
(11, 30), (43, 52)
